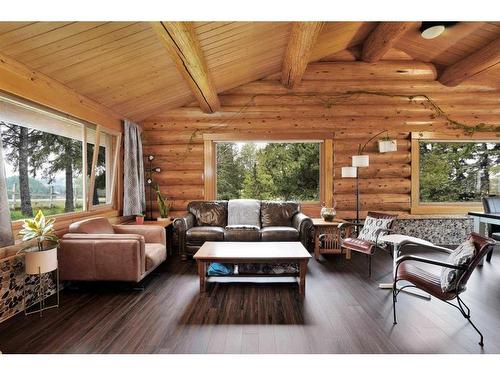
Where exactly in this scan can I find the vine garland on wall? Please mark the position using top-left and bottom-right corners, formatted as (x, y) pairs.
(179, 91), (500, 156)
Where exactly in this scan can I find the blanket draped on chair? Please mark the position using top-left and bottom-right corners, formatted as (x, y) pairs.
(123, 120), (146, 216)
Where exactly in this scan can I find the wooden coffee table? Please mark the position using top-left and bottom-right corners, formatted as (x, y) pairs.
(193, 242), (312, 297)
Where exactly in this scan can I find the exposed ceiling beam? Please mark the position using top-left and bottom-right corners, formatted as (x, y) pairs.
(281, 22), (324, 88)
(361, 22), (415, 63)
(150, 21), (220, 113)
(439, 37), (500, 86)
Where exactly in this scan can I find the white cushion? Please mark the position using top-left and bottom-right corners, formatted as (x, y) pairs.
(358, 216), (393, 243)
(227, 199), (261, 227)
(440, 239), (476, 293)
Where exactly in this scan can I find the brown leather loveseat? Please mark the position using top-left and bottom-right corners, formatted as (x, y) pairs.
(174, 200), (313, 259)
(58, 217), (167, 282)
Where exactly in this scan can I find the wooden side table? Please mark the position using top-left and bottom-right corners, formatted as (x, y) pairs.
(312, 218), (352, 261)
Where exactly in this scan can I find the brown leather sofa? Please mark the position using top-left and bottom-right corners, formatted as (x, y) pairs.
(58, 217), (167, 282)
(174, 200), (313, 259)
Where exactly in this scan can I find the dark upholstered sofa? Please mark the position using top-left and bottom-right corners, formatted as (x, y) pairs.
(174, 200), (313, 259)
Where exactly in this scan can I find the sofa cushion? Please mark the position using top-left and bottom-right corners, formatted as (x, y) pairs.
(225, 225), (261, 241)
(188, 201), (227, 227)
(69, 217), (115, 234)
(186, 226), (225, 244)
(260, 201), (299, 227)
(145, 243), (166, 271)
(260, 226), (299, 241)
(228, 199), (261, 227)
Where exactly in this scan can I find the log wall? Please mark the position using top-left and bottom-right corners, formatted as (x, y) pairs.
(140, 61), (500, 219)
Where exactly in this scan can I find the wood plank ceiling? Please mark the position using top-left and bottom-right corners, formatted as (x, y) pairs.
(0, 21), (498, 122)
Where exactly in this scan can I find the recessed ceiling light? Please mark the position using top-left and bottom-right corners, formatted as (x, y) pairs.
(420, 22), (458, 39)
(421, 25), (445, 39)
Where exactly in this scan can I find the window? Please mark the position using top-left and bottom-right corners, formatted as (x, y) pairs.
(0, 94), (120, 222)
(203, 133), (334, 212)
(411, 132), (500, 214)
(216, 142), (321, 201)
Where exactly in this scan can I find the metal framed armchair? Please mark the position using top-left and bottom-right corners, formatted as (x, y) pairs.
(392, 232), (495, 347)
(482, 196), (500, 262)
(339, 212), (398, 277)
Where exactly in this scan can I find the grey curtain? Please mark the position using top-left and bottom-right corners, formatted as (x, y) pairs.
(0, 128), (14, 247)
(123, 119), (146, 216)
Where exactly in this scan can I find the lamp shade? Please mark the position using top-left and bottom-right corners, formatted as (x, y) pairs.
(24, 247), (58, 275)
(341, 166), (357, 178)
(352, 155), (369, 167)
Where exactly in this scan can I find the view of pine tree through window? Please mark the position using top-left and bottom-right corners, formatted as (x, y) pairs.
(216, 142), (320, 201)
(419, 141), (500, 203)
(0, 96), (110, 220)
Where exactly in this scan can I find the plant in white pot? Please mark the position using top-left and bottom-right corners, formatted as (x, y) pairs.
(155, 184), (171, 222)
(378, 132), (397, 153)
(17, 210), (59, 316)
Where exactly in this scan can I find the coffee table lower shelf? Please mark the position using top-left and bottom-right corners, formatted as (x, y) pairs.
(193, 241), (312, 297)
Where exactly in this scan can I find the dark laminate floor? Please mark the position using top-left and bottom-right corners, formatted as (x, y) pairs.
(1, 248), (500, 354)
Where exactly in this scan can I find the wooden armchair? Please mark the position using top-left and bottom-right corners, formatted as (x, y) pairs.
(339, 212), (398, 277)
(392, 232), (495, 347)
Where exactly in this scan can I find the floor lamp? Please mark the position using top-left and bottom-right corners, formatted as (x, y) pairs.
(341, 130), (397, 226)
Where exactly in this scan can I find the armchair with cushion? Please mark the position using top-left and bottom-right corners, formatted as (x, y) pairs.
(482, 196), (500, 262)
(58, 217), (167, 283)
(392, 232), (495, 346)
(339, 212), (398, 277)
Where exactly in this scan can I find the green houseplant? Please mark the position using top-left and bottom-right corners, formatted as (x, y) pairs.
(155, 185), (171, 221)
(18, 210), (59, 282)
(18, 210), (59, 253)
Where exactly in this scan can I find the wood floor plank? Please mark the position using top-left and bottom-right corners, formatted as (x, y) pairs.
(0, 249), (499, 354)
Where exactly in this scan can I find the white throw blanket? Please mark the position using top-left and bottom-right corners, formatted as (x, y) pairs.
(227, 199), (261, 227)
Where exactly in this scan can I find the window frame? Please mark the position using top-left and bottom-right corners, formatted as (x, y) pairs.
(203, 133), (334, 211)
(411, 131), (499, 214)
(0, 93), (122, 230)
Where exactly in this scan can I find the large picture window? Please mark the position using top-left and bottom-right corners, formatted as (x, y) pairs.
(216, 142), (321, 201)
(0, 94), (120, 222)
(203, 133), (334, 215)
(411, 132), (500, 214)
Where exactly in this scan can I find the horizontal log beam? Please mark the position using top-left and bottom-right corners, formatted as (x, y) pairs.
(150, 22), (220, 113)
(361, 22), (415, 62)
(439, 37), (500, 87)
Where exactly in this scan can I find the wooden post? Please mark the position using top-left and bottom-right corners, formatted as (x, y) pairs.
(88, 126), (101, 209)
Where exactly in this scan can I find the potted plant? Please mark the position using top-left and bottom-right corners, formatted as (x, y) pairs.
(135, 213), (145, 225)
(17, 210), (59, 275)
(378, 132), (397, 153)
(155, 185), (171, 222)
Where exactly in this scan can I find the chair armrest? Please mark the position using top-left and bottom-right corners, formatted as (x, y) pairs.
(113, 225), (166, 246)
(398, 240), (453, 254)
(395, 254), (466, 270)
(59, 234), (146, 282)
(292, 212), (314, 249)
(173, 213), (195, 256)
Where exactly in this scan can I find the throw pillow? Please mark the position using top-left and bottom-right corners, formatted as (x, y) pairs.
(227, 199), (261, 227)
(357, 216), (393, 243)
(440, 239), (476, 293)
(260, 201), (299, 227)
